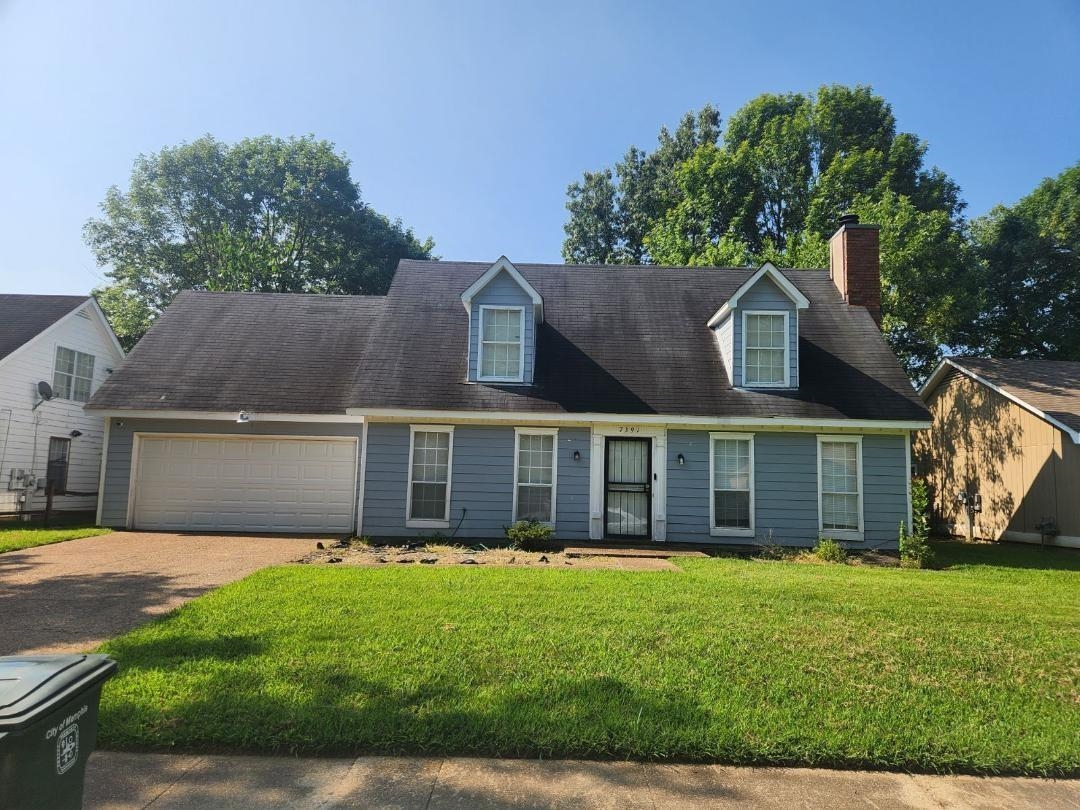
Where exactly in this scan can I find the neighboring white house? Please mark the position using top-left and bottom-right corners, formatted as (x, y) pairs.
(0, 294), (124, 518)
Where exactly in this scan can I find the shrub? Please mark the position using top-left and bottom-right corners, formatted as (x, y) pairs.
(900, 478), (935, 569)
(814, 537), (847, 563)
(505, 520), (553, 551)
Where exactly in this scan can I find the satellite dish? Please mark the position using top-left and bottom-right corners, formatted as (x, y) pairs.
(37, 381), (53, 401)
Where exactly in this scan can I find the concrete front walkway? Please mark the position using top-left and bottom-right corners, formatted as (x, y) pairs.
(0, 531), (324, 655)
(84, 752), (1080, 809)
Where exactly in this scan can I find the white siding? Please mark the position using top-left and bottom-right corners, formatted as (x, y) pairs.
(0, 305), (123, 514)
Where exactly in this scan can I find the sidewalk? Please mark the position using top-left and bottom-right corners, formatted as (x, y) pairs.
(84, 752), (1080, 809)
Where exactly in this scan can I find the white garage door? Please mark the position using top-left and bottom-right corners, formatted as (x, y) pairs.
(131, 436), (357, 533)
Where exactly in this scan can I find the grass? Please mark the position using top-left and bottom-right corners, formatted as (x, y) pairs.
(96, 540), (1079, 776)
(0, 524), (111, 553)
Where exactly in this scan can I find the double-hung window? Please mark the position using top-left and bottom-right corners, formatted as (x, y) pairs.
(407, 426), (453, 527)
(53, 346), (95, 402)
(742, 312), (788, 387)
(514, 428), (557, 524)
(478, 306), (524, 382)
(710, 433), (754, 536)
(818, 436), (863, 539)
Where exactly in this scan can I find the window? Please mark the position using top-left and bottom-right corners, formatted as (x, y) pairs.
(53, 346), (95, 402)
(710, 433), (754, 536)
(742, 312), (788, 387)
(478, 306), (524, 381)
(47, 437), (71, 495)
(407, 427), (453, 527)
(514, 429), (557, 523)
(819, 436), (863, 539)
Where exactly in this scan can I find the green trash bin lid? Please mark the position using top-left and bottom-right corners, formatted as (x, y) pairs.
(0, 655), (117, 731)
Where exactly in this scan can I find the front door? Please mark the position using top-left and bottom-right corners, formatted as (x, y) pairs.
(605, 438), (651, 538)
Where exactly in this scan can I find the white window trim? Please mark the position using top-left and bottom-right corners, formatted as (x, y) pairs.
(709, 432), (755, 538)
(817, 434), (864, 542)
(53, 345), (96, 402)
(741, 310), (790, 388)
(406, 424), (454, 529)
(477, 305), (527, 383)
(512, 427), (558, 525)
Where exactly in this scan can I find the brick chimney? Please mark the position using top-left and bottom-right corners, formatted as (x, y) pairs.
(829, 214), (882, 326)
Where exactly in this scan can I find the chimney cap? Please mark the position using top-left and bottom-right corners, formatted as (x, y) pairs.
(838, 213), (860, 227)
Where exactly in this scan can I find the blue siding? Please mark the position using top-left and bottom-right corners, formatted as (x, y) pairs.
(555, 428), (591, 540)
(361, 422), (411, 534)
(100, 418), (364, 528)
(666, 430), (907, 549)
(728, 275), (800, 388)
(863, 434), (909, 540)
(468, 270), (536, 383)
(362, 423), (590, 541)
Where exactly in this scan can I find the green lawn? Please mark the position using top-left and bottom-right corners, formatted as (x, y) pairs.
(0, 525), (111, 553)
(97, 541), (1079, 776)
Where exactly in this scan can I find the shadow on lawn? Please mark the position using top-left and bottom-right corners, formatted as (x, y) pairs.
(101, 640), (715, 764)
(931, 540), (1080, 572)
(99, 656), (743, 803)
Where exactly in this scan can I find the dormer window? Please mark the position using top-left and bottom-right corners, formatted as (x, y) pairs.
(462, 257), (543, 386)
(707, 263), (807, 390)
(742, 311), (789, 387)
(479, 306), (525, 382)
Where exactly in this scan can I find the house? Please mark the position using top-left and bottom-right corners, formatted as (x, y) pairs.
(917, 357), (1080, 548)
(0, 295), (125, 519)
(86, 217), (929, 547)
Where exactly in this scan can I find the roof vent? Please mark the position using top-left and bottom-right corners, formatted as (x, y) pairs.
(838, 213), (860, 227)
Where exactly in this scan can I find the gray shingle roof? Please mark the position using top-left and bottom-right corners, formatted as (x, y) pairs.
(0, 294), (90, 361)
(89, 261), (928, 422)
(88, 291), (385, 413)
(345, 261), (927, 421)
(937, 357), (1080, 435)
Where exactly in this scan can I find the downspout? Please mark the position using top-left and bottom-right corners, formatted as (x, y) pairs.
(96, 418), (111, 526)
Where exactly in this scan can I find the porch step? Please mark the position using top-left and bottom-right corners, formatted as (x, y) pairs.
(563, 546), (710, 559)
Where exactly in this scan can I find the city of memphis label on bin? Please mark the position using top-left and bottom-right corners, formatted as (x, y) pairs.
(45, 703), (88, 775)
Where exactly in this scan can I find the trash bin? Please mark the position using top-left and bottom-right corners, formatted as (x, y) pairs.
(0, 654), (117, 810)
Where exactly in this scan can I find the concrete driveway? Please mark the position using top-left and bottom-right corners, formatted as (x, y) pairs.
(0, 532), (325, 655)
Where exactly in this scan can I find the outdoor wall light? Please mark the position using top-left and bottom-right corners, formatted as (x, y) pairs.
(572, 450), (581, 462)
(236, 410), (251, 424)
(69, 430), (82, 438)
(677, 453), (685, 465)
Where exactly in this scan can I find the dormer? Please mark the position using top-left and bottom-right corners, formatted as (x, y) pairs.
(461, 257), (543, 385)
(707, 263), (809, 389)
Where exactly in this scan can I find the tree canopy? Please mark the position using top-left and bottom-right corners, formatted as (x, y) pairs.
(562, 86), (973, 378)
(86, 135), (433, 347)
(962, 162), (1080, 360)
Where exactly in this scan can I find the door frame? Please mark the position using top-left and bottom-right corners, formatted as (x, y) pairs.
(126, 432), (360, 532)
(589, 425), (667, 541)
(603, 436), (652, 539)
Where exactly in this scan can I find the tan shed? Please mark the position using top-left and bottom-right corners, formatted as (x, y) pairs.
(917, 358), (1080, 548)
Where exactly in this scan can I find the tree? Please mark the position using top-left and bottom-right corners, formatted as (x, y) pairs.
(562, 106), (720, 263)
(86, 135), (434, 347)
(962, 163), (1080, 359)
(566, 85), (969, 376)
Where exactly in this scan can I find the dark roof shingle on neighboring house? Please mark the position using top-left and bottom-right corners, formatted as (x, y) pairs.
(88, 291), (386, 413)
(0, 294), (90, 360)
(89, 261), (928, 422)
(932, 357), (1080, 435)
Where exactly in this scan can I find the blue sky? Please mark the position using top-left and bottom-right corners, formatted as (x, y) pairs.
(1, 0), (1077, 295)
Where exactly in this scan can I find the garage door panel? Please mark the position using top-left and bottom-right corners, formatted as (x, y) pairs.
(133, 436), (357, 533)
